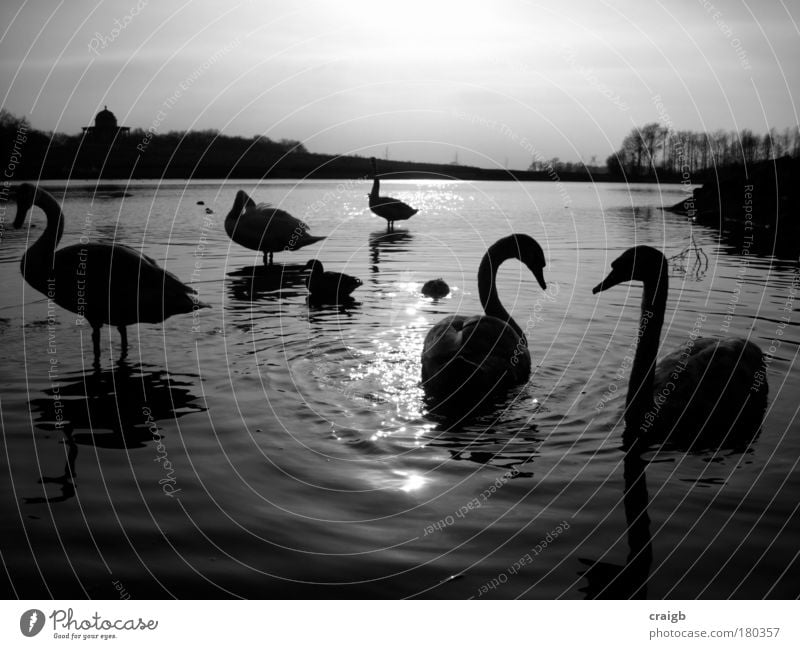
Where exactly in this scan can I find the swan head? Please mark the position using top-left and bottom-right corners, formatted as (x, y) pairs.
(227, 190), (255, 220)
(492, 233), (547, 290)
(13, 183), (37, 228)
(304, 259), (324, 273)
(592, 246), (667, 293)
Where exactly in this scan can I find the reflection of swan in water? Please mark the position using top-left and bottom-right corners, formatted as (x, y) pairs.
(369, 229), (413, 271)
(226, 263), (308, 303)
(14, 183), (207, 361)
(24, 360), (204, 503)
(578, 438), (652, 599)
(431, 416), (539, 474)
(224, 189), (326, 266)
(593, 246), (767, 450)
(421, 234), (547, 410)
(368, 157), (418, 231)
(419, 376), (543, 471)
(22, 430), (78, 505)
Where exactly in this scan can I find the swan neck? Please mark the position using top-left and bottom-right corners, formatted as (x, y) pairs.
(478, 245), (523, 338)
(370, 177), (379, 197)
(625, 271), (667, 428)
(25, 188), (64, 268)
(225, 192), (246, 225)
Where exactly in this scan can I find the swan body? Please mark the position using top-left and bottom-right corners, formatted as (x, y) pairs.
(225, 190), (326, 265)
(593, 246), (767, 447)
(304, 259), (361, 302)
(421, 234), (547, 404)
(14, 183), (208, 359)
(368, 158), (418, 231)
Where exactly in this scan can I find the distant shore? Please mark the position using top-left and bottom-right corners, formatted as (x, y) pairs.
(16, 153), (686, 184)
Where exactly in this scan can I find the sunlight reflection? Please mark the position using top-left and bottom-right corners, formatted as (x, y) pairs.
(345, 324), (426, 423)
(399, 473), (426, 493)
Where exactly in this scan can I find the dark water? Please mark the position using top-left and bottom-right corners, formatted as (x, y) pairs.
(1, 179), (798, 599)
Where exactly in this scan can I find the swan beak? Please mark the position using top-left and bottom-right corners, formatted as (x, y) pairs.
(533, 268), (547, 290)
(592, 270), (623, 294)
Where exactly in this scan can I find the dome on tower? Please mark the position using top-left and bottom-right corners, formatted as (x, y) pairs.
(94, 106), (118, 129)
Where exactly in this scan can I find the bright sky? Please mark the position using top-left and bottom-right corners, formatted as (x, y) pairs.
(1, 0), (798, 167)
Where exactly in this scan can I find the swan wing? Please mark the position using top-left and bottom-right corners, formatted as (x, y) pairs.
(654, 336), (766, 442)
(369, 195), (418, 220)
(422, 315), (528, 394)
(229, 206), (310, 252)
(50, 243), (201, 326)
(656, 337), (764, 395)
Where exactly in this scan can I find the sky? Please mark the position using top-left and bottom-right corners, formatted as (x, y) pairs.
(1, 0), (798, 168)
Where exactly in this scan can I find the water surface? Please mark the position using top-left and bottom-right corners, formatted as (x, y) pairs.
(1, 179), (797, 598)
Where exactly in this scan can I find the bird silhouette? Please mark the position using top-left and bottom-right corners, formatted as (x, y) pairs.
(225, 189), (326, 265)
(368, 157), (418, 231)
(421, 234), (547, 407)
(14, 183), (208, 361)
(593, 245), (767, 449)
(304, 259), (362, 303)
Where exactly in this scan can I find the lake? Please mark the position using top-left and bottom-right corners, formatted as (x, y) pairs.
(1, 178), (798, 599)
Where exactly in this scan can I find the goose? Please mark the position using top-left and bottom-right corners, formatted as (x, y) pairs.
(421, 234), (547, 403)
(368, 157), (418, 231)
(593, 245), (767, 448)
(13, 183), (208, 360)
(225, 189), (326, 265)
(304, 259), (361, 302)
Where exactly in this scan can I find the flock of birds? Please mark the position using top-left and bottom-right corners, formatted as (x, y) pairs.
(13, 157), (768, 446)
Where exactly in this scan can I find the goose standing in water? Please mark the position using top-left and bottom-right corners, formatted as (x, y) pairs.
(421, 234), (547, 404)
(304, 259), (361, 303)
(368, 157), (418, 231)
(593, 246), (767, 448)
(14, 183), (208, 360)
(225, 189), (326, 265)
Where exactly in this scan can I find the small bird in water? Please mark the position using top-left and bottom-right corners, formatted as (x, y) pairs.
(368, 157), (418, 231)
(421, 278), (450, 299)
(304, 259), (362, 303)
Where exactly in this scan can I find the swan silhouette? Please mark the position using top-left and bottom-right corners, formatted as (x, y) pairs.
(593, 246), (767, 448)
(304, 259), (361, 303)
(225, 189), (326, 265)
(14, 183), (208, 360)
(368, 157), (418, 231)
(421, 234), (547, 403)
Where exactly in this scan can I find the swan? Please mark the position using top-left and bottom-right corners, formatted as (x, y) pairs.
(225, 189), (326, 265)
(368, 157), (418, 231)
(592, 245), (767, 448)
(421, 234), (547, 403)
(304, 259), (361, 302)
(14, 183), (208, 359)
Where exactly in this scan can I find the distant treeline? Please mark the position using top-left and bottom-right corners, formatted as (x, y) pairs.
(607, 122), (800, 179)
(3, 109), (799, 185)
(0, 109), (610, 182)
